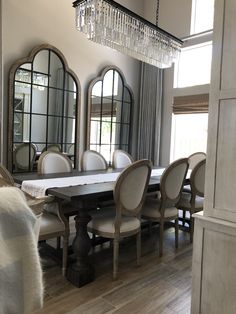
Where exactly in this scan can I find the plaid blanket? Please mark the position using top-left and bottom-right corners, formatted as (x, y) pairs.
(0, 187), (43, 314)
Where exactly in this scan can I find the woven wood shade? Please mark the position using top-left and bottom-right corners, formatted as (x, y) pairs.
(173, 93), (209, 114)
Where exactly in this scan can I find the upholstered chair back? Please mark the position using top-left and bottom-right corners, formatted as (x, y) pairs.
(160, 158), (189, 203)
(81, 150), (108, 171)
(38, 151), (72, 174)
(190, 159), (206, 197)
(114, 159), (152, 215)
(14, 143), (37, 171)
(112, 150), (134, 169)
(188, 152), (206, 170)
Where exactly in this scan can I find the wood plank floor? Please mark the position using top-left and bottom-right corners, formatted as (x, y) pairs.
(37, 225), (192, 314)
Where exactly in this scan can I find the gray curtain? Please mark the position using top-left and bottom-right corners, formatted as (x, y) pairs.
(137, 63), (163, 166)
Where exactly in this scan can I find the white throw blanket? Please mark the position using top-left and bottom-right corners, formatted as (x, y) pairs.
(0, 187), (43, 314)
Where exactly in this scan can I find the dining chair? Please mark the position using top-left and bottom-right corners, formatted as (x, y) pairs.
(41, 144), (61, 153)
(38, 151), (73, 174)
(13, 143), (37, 171)
(178, 159), (206, 243)
(87, 159), (152, 279)
(81, 150), (108, 171)
(0, 164), (69, 276)
(112, 149), (134, 169)
(38, 151), (73, 274)
(141, 158), (189, 257)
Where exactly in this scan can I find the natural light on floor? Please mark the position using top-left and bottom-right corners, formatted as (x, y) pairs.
(170, 113), (208, 161)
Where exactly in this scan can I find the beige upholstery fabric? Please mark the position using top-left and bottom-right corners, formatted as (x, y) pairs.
(39, 212), (65, 237)
(142, 198), (178, 219)
(119, 165), (149, 210)
(194, 162), (206, 194)
(88, 216), (140, 235)
(164, 163), (188, 200)
(14, 143), (36, 170)
(188, 152), (206, 170)
(81, 150), (107, 171)
(113, 150), (133, 169)
(39, 152), (72, 174)
(178, 192), (204, 209)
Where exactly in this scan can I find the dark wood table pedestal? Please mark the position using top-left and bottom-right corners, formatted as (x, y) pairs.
(66, 205), (95, 287)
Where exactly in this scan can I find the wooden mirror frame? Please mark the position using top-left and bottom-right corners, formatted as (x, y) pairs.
(86, 66), (134, 164)
(8, 44), (81, 172)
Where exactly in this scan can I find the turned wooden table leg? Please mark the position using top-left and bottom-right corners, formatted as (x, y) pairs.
(66, 209), (95, 287)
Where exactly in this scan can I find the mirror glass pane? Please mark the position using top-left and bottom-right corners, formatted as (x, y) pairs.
(102, 98), (112, 118)
(64, 91), (76, 118)
(124, 87), (131, 103)
(15, 67), (31, 84)
(13, 113), (30, 143)
(47, 116), (63, 143)
(49, 52), (64, 89)
(92, 81), (102, 97)
(113, 71), (123, 101)
(91, 96), (101, 117)
(121, 124), (129, 145)
(48, 88), (63, 116)
(14, 82), (31, 113)
(63, 117), (75, 143)
(33, 50), (49, 74)
(65, 73), (76, 92)
(32, 86), (48, 114)
(90, 120), (100, 144)
(122, 103), (131, 124)
(31, 115), (47, 142)
(112, 101), (122, 123)
(103, 70), (113, 98)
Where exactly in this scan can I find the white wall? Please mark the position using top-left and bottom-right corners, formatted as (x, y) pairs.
(1, 0), (144, 164)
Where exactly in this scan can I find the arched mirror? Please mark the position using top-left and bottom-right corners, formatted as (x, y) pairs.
(8, 44), (80, 172)
(87, 66), (133, 165)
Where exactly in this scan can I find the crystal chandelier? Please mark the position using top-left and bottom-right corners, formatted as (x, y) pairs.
(73, 0), (183, 68)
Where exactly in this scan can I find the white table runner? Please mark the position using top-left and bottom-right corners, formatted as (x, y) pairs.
(22, 168), (165, 198)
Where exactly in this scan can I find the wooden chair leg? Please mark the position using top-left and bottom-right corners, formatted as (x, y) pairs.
(159, 220), (164, 257)
(175, 218), (179, 249)
(62, 235), (68, 276)
(113, 238), (119, 280)
(190, 214), (194, 243)
(57, 236), (61, 250)
(136, 231), (141, 266)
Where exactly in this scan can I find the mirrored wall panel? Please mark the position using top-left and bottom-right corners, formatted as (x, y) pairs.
(87, 66), (133, 165)
(8, 44), (80, 172)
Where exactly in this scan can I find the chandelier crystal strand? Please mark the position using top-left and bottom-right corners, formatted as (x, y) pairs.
(74, 0), (182, 68)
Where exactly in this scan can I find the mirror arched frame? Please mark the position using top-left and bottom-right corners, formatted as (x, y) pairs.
(8, 44), (81, 172)
(87, 66), (134, 165)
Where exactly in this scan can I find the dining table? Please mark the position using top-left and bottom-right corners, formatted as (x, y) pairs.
(13, 167), (166, 287)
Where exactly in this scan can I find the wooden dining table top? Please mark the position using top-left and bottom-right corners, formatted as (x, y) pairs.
(13, 168), (164, 202)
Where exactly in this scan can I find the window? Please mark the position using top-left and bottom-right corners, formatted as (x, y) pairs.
(191, 0), (214, 34)
(174, 41), (212, 88)
(170, 113), (208, 161)
(87, 67), (132, 165)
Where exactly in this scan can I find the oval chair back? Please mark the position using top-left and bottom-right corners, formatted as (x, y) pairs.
(190, 158), (206, 197)
(188, 152), (206, 170)
(160, 158), (189, 205)
(14, 143), (37, 171)
(41, 144), (61, 154)
(38, 151), (72, 174)
(81, 150), (108, 171)
(112, 150), (134, 169)
(114, 159), (152, 217)
(0, 164), (15, 186)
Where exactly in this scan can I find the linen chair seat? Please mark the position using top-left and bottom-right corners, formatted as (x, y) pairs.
(88, 215), (140, 236)
(142, 199), (178, 219)
(178, 192), (204, 209)
(39, 212), (65, 238)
